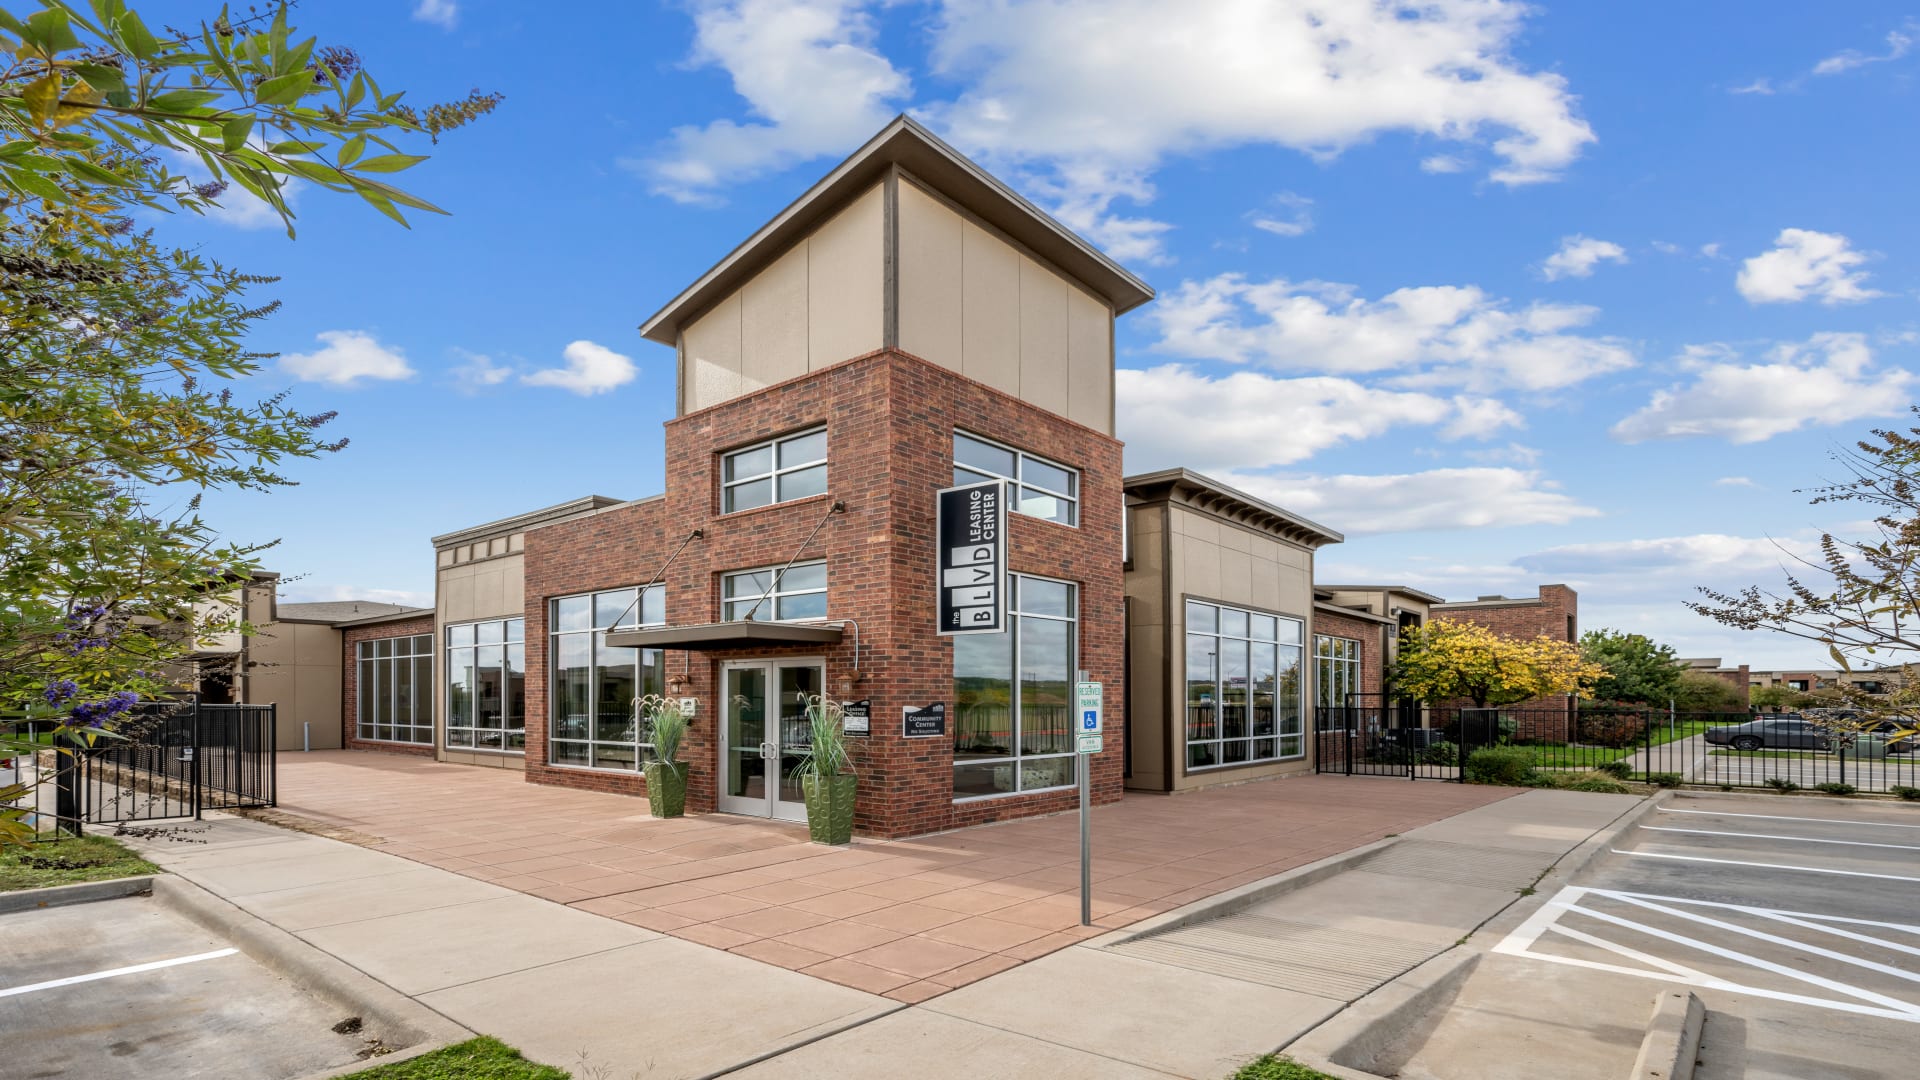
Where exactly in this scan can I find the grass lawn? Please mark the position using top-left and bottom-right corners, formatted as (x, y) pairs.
(339, 1038), (568, 1080)
(0, 834), (158, 892)
(1229, 1055), (1339, 1080)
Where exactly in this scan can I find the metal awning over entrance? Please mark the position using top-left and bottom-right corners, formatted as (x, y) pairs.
(602, 621), (844, 652)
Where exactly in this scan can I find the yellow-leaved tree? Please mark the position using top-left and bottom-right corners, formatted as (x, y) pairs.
(1390, 619), (1602, 708)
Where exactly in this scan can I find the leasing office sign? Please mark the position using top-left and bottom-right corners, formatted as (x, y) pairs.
(936, 479), (1006, 635)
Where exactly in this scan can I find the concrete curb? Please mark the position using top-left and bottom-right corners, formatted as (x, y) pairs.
(1630, 990), (1704, 1080)
(1284, 949), (1483, 1078)
(1529, 790), (1671, 892)
(1081, 835), (1402, 949)
(151, 875), (471, 1064)
(0, 874), (155, 915)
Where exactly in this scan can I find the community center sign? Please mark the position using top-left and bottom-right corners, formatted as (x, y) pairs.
(936, 479), (1006, 635)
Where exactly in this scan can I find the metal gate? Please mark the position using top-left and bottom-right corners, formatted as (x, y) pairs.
(1315, 694), (1459, 780)
(53, 697), (276, 830)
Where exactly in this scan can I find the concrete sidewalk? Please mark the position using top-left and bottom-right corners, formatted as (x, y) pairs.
(125, 817), (898, 1078)
(124, 786), (1639, 1078)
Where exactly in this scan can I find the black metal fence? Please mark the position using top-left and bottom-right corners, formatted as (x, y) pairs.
(2, 698), (276, 838)
(1315, 702), (1920, 795)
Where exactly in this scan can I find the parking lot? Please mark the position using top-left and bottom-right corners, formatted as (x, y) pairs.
(0, 897), (383, 1079)
(1492, 793), (1918, 1078)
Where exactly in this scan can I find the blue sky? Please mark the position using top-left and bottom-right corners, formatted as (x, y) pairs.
(159, 1), (1920, 669)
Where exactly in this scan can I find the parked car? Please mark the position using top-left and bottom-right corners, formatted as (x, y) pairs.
(1704, 715), (1826, 751)
(1863, 718), (1918, 754)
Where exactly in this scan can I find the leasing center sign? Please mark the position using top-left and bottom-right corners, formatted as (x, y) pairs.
(937, 479), (1006, 635)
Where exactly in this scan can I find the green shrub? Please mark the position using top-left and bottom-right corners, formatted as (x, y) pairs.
(1765, 777), (1800, 793)
(1417, 740), (1460, 767)
(1464, 746), (1538, 786)
(1596, 760), (1633, 779)
(1578, 712), (1645, 749)
(1230, 1055), (1341, 1080)
(1814, 782), (1857, 796)
(1893, 785), (1920, 801)
(1566, 774), (1632, 794)
(1645, 772), (1683, 788)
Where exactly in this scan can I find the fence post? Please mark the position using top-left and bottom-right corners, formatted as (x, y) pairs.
(1456, 710), (1466, 783)
(190, 695), (203, 821)
(54, 737), (82, 837)
(1839, 740), (1846, 787)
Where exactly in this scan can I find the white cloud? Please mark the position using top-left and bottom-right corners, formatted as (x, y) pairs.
(1516, 533), (1814, 579)
(279, 330), (415, 387)
(1729, 78), (1775, 96)
(1440, 396), (1526, 441)
(1611, 332), (1915, 445)
(1420, 154), (1469, 174)
(1736, 228), (1882, 305)
(1116, 365), (1455, 471)
(449, 350), (514, 393)
(1715, 476), (1759, 489)
(520, 340), (638, 396)
(1247, 192), (1314, 238)
(650, 1), (1595, 259)
(1222, 466), (1600, 535)
(634, 0), (910, 203)
(280, 583), (434, 608)
(1150, 274), (1636, 393)
(1463, 442), (1542, 467)
(1539, 235), (1627, 281)
(1813, 25), (1913, 76)
(413, 0), (458, 30)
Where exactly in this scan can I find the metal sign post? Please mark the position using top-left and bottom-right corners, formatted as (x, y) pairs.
(1074, 675), (1102, 926)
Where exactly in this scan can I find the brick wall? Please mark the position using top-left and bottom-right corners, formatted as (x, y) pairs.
(521, 349), (1125, 838)
(341, 615), (437, 757)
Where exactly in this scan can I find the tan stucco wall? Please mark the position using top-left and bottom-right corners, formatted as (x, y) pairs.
(433, 547), (527, 771)
(895, 178), (1114, 433)
(681, 183), (886, 413)
(245, 620), (343, 751)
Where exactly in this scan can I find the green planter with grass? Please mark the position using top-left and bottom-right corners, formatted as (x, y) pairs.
(794, 694), (856, 845)
(634, 694), (690, 819)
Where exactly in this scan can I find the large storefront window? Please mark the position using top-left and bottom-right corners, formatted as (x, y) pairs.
(446, 618), (525, 751)
(1186, 600), (1303, 768)
(1315, 635), (1362, 712)
(549, 586), (664, 770)
(953, 575), (1078, 799)
(357, 634), (434, 744)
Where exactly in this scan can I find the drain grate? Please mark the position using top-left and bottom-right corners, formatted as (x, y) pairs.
(1352, 840), (1550, 892)
(1106, 914), (1440, 1000)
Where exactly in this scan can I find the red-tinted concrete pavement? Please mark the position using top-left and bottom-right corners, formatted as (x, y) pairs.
(266, 751), (1513, 1003)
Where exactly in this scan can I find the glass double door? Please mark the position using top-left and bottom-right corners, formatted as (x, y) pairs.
(718, 660), (823, 821)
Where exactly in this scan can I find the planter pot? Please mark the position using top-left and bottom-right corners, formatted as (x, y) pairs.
(800, 773), (856, 845)
(644, 761), (688, 818)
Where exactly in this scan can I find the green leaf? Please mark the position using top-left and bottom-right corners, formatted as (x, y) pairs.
(267, 139), (326, 156)
(72, 62), (128, 94)
(21, 7), (81, 56)
(148, 89), (222, 113)
(22, 73), (61, 125)
(2, 163), (69, 201)
(221, 115), (254, 152)
(63, 157), (136, 188)
(254, 71), (314, 108)
(337, 133), (367, 166)
(355, 186), (410, 228)
(351, 153), (428, 174)
(119, 10), (159, 60)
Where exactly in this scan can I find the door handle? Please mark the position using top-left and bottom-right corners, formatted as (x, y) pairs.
(760, 741), (775, 759)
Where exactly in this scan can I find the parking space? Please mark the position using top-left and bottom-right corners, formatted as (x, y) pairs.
(0, 897), (382, 1079)
(1489, 793), (1919, 1078)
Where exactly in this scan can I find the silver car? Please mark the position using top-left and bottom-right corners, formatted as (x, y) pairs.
(1704, 715), (1825, 752)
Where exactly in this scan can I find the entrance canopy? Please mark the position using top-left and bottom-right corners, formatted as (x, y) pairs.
(602, 621), (844, 652)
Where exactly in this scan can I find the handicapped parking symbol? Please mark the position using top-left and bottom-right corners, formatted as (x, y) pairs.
(1081, 709), (1098, 731)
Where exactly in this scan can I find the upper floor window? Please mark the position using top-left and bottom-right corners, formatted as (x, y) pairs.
(723, 561), (828, 622)
(723, 428), (827, 513)
(953, 431), (1078, 526)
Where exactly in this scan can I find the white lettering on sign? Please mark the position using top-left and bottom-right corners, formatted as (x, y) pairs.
(938, 480), (1006, 637)
(943, 566), (996, 587)
(951, 544), (996, 565)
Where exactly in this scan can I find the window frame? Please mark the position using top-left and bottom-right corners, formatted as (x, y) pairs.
(547, 586), (666, 773)
(721, 560), (829, 623)
(444, 617), (526, 753)
(721, 426), (828, 515)
(355, 633), (434, 745)
(1184, 598), (1306, 770)
(952, 430), (1080, 527)
(952, 573), (1081, 802)
(1314, 634), (1363, 712)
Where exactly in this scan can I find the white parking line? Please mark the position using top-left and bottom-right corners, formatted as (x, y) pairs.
(0, 948), (238, 999)
(1494, 886), (1920, 1024)
(1640, 825), (1920, 851)
(1615, 849), (1920, 883)
(1659, 806), (1920, 830)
